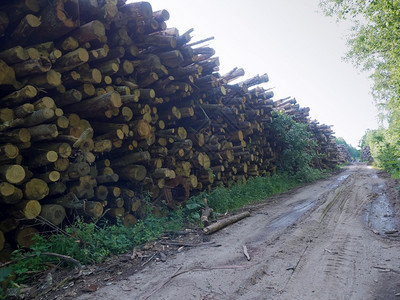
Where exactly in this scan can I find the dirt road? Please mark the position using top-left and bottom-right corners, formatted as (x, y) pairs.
(76, 163), (400, 300)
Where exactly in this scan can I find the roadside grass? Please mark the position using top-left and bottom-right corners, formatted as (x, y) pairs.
(1, 169), (329, 294)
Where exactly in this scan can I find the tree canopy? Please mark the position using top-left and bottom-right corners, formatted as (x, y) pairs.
(320, 0), (400, 176)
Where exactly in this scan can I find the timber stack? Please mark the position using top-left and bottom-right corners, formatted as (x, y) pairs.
(337, 144), (351, 164)
(0, 0), (339, 255)
(361, 145), (373, 164)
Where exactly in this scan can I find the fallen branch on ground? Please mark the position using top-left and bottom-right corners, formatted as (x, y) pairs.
(243, 245), (250, 261)
(0, 252), (82, 269)
(203, 211), (251, 234)
(160, 241), (218, 247)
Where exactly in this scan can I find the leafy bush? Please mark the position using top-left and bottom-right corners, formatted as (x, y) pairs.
(267, 111), (321, 180)
(3, 164), (328, 290)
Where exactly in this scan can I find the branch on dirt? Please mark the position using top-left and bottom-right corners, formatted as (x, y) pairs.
(160, 241), (218, 247)
(0, 252), (83, 270)
(373, 266), (400, 274)
(141, 252), (157, 267)
(203, 211), (251, 234)
(243, 245), (250, 261)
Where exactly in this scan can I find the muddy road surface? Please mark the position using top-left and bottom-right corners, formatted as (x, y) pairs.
(76, 163), (400, 300)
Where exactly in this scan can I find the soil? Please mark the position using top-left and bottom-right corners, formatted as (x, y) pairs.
(26, 163), (400, 299)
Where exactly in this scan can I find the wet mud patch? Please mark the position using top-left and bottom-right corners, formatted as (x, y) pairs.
(365, 183), (397, 235)
(268, 200), (316, 229)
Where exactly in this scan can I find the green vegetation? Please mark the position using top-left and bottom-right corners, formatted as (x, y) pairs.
(359, 128), (400, 176)
(1, 112), (331, 294)
(267, 111), (325, 182)
(335, 137), (360, 160)
(319, 0), (400, 176)
(3, 170), (327, 291)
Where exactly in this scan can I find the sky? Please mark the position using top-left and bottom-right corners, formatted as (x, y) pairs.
(137, 0), (381, 147)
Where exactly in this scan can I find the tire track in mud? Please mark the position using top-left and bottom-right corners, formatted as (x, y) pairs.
(269, 166), (400, 300)
(77, 165), (400, 300)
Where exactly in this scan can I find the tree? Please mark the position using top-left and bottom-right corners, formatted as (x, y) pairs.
(320, 0), (400, 176)
(267, 112), (320, 181)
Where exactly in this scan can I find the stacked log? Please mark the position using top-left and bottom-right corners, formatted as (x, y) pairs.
(274, 97), (339, 168)
(0, 0), (339, 253)
(362, 145), (373, 164)
(337, 144), (351, 164)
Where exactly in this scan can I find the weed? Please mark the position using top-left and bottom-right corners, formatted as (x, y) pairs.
(1, 167), (329, 291)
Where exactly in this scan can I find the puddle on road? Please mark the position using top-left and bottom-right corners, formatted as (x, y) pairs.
(327, 174), (350, 189)
(364, 183), (397, 235)
(246, 200), (317, 244)
(266, 174), (350, 230)
(268, 200), (316, 229)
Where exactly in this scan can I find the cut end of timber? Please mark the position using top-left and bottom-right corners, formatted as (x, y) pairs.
(5, 165), (25, 184)
(19, 128), (31, 143)
(47, 70), (62, 87)
(20, 200), (42, 220)
(47, 150), (59, 162)
(137, 120), (151, 139)
(4, 144), (19, 159)
(110, 91), (122, 108)
(0, 182), (15, 197)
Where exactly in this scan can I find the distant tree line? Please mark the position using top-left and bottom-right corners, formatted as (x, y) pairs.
(320, 0), (400, 176)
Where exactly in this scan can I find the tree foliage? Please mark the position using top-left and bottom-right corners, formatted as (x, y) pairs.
(320, 0), (400, 176)
(267, 112), (322, 182)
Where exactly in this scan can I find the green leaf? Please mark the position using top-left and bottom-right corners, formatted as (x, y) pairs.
(0, 267), (11, 282)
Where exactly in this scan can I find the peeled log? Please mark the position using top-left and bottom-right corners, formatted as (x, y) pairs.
(23, 178), (49, 200)
(40, 204), (66, 225)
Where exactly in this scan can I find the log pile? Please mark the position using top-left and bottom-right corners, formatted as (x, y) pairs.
(361, 145), (373, 164)
(0, 0), (339, 254)
(337, 144), (351, 164)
